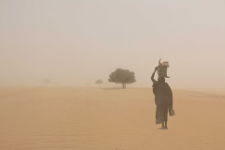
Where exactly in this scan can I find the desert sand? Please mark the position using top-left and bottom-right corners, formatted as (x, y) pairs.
(0, 87), (225, 150)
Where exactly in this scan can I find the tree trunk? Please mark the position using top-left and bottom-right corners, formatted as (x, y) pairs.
(122, 83), (126, 89)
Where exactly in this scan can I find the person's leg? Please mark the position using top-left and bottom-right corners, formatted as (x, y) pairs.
(164, 106), (169, 129)
(164, 121), (168, 129)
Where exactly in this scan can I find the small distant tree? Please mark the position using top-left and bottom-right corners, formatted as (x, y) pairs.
(108, 68), (136, 89)
(95, 79), (103, 86)
(43, 79), (51, 85)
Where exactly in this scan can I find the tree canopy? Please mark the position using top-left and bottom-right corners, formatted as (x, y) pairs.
(108, 68), (136, 89)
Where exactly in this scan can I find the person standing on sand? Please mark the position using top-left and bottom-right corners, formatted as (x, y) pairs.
(151, 66), (174, 129)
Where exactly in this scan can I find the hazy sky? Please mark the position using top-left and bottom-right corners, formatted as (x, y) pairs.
(0, 0), (225, 89)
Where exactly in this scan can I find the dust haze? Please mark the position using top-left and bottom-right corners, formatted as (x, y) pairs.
(1, 0), (225, 90)
(1, 1), (225, 150)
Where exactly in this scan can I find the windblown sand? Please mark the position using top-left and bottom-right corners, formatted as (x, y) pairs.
(0, 87), (225, 150)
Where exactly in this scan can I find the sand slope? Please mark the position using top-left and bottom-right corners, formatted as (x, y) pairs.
(0, 87), (225, 150)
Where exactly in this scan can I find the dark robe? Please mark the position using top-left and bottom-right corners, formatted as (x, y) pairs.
(153, 81), (173, 124)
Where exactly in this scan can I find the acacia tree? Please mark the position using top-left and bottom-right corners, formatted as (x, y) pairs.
(108, 68), (136, 89)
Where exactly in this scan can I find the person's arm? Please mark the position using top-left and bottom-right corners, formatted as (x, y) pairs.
(151, 67), (158, 83)
(168, 84), (173, 110)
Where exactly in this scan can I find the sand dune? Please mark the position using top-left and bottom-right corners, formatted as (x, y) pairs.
(0, 87), (225, 150)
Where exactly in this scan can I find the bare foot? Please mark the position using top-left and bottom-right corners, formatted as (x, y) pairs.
(159, 127), (168, 130)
